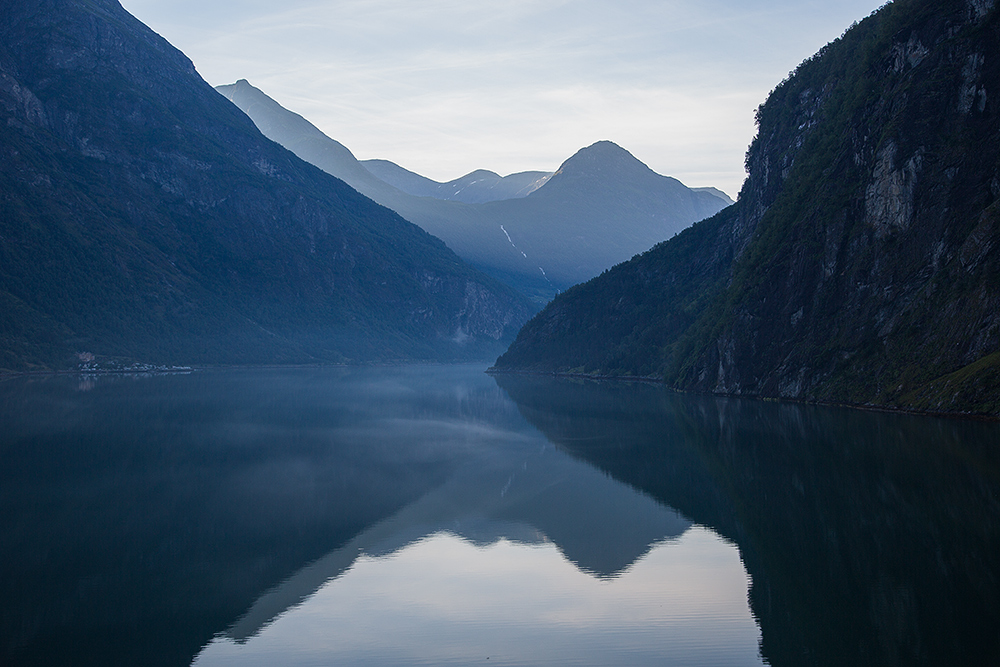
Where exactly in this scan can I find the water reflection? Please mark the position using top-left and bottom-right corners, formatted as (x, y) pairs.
(220, 436), (695, 644)
(2, 366), (997, 666)
(494, 374), (1000, 667)
(1, 366), (507, 665)
(1, 366), (757, 666)
(196, 529), (761, 667)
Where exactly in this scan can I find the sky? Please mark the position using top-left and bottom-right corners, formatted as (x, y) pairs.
(120, 0), (886, 199)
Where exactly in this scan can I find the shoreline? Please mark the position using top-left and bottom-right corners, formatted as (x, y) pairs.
(485, 367), (1000, 423)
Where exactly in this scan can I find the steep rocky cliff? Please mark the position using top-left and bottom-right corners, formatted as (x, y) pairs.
(494, 0), (1000, 416)
(0, 0), (531, 370)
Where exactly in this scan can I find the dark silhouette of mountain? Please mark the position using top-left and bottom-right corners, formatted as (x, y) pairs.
(361, 159), (552, 204)
(495, 373), (1000, 667)
(0, 0), (531, 372)
(217, 80), (731, 303)
(493, 0), (1000, 417)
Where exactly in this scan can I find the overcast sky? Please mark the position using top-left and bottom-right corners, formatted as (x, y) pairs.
(120, 0), (886, 198)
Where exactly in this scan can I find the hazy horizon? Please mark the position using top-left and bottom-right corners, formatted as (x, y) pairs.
(120, 0), (885, 199)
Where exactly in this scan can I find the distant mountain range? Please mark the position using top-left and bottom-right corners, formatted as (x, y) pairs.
(494, 0), (1000, 417)
(0, 0), (531, 371)
(360, 160), (552, 204)
(217, 80), (732, 303)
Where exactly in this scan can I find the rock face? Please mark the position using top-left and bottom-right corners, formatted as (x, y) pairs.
(494, 0), (1000, 416)
(0, 0), (531, 370)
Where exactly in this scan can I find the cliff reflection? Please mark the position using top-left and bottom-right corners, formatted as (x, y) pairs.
(494, 374), (1000, 667)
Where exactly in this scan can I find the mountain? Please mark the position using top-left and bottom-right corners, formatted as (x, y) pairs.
(360, 160), (552, 204)
(493, 0), (1000, 417)
(0, 0), (531, 372)
(691, 186), (735, 206)
(476, 141), (732, 291)
(215, 81), (550, 205)
(216, 80), (731, 303)
(214, 80), (404, 204)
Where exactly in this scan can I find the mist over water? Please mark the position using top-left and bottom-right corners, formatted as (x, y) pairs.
(2, 365), (998, 665)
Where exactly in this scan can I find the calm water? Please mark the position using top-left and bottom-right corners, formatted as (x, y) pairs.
(1, 365), (998, 666)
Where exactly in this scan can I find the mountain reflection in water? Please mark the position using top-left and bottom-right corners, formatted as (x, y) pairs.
(495, 374), (1000, 667)
(218, 425), (693, 644)
(1, 366), (998, 666)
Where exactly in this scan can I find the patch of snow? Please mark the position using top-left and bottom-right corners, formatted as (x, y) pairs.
(500, 225), (516, 247)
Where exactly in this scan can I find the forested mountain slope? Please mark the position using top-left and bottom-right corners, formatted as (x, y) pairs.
(0, 0), (531, 371)
(495, 0), (1000, 416)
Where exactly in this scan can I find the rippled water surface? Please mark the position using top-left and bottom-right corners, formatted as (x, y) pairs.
(2, 365), (998, 666)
